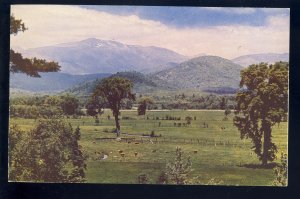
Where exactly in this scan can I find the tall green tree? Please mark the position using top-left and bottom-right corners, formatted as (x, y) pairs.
(10, 15), (61, 77)
(234, 62), (288, 166)
(9, 120), (87, 182)
(137, 97), (154, 115)
(220, 97), (226, 110)
(60, 94), (79, 116)
(86, 95), (105, 117)
(185, 116), (193, 126)
(90, 77), (135, 136)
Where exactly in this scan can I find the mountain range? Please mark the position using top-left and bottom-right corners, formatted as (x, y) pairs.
(10, 38), (289, 94)
(66, 71), (165, 96)
(152, 56), (243, 89)
(20, 38), (187, 74)
(65, 56), (243, 97)
(231, 53), (289, 67)
(10, 55), (243, 93)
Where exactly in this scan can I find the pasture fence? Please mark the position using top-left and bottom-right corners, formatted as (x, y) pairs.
(93, 136), (250, 148)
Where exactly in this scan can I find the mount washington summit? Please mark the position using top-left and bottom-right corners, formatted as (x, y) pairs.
(20, 38), (188, 74)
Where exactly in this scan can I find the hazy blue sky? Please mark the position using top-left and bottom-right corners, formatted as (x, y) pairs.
(80, 6), (289, 27)
(11, 5), (289, 59)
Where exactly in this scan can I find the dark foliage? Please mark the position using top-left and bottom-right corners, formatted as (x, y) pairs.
(89, 77), (135, 136)
(60, 94), (80, 115)
(9, 120), (87, 182)
(10, 15), (61, 77)
(234, 62), (288, 166)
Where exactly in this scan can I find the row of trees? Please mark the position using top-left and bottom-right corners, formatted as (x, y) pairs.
(10, 94), (81, 119)
(157, 95), (235, 110)
(10, 105), (63, 119)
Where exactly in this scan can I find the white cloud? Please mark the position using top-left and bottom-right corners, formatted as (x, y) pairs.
(11, 5), (289, 59)
(267, 15), (290, 28)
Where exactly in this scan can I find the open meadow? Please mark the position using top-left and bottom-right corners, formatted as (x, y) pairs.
(8, 5), (289, 187)
(10, 109), (288, 185)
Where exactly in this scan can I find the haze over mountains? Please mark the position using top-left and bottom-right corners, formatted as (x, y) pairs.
(10, 38), (289, 94)
(10, 72), (111, 92)
(231, 53), (289, 67)
(20, 38), (188, 74)
(66, 56), (243, 96)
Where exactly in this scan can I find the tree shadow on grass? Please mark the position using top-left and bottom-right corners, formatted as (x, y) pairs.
(238, 162), (278, 169)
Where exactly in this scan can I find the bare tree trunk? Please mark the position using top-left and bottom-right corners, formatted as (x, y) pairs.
(114, 114), (120, 137)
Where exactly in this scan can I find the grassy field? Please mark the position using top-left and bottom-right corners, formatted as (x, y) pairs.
(10, 109), (288, 185)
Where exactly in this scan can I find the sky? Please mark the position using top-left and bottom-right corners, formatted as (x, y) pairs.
(10, 5), (289, 59)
